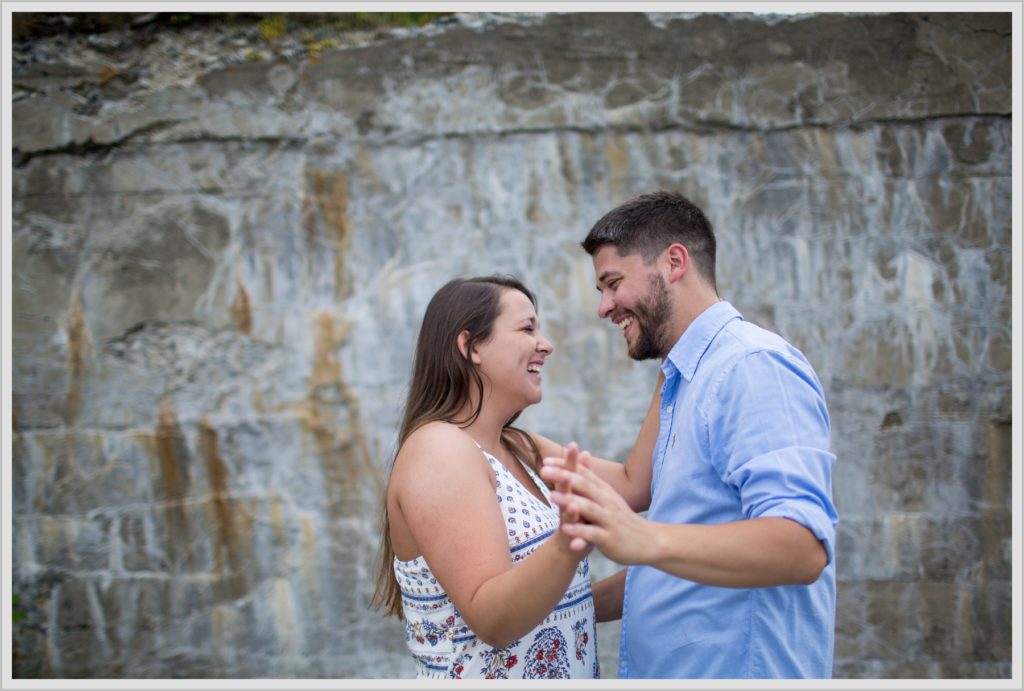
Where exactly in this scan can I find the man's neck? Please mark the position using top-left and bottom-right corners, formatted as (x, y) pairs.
(664, 289), (721, 354)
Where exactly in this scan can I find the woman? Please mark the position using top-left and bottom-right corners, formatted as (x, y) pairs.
(372, 275), (659, 679)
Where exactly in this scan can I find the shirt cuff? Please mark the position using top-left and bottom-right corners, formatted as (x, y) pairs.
(759, 501), (837, 566)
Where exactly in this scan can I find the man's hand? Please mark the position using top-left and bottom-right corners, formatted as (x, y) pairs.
(541, 455), (655, 565)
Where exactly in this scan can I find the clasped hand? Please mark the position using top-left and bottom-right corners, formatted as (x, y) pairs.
(541, 443), (653, 565)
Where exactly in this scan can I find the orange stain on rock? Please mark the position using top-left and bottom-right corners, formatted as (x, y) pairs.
(66, 296), (94, 422)
(603, 132), (631, 195)
(303, 169), (352, 299)
(310, 310), (342, 389)
(269, 495), (286, 545)
(155, 397), (188, 501)
(201, 416), (235, 565)
(153, 396), (195, 571)
(230, 277), (253, 335)
(293, 310), (382, 518)
(200, 415), (254, 601)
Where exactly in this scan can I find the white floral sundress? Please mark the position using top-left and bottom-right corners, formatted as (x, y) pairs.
(394, 446), (598, 679)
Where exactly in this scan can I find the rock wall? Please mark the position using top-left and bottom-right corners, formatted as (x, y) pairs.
(9, 11), (1013, 678)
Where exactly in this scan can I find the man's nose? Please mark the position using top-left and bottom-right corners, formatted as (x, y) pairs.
(598, 291), (615, 319)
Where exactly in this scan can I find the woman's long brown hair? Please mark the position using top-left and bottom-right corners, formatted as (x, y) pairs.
(371, 276), (542, 618)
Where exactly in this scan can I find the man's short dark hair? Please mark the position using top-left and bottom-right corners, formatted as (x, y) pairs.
(582, 190), (717, 291)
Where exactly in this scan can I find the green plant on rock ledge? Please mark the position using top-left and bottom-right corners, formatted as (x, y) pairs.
(345, 12), (451, 29)
(256, 12), (452, 44)
(259, 14), (288, 41)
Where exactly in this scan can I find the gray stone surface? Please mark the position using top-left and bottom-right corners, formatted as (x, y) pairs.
(10, 11), (1013, 679)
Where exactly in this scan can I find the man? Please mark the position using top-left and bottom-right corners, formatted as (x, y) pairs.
(541, 190), (838, 679)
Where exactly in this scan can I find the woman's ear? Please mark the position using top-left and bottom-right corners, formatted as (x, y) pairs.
(458, 330), (483, 364)
(457, 330), (474, 362)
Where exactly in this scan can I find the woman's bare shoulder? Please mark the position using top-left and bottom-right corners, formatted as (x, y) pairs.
(395, 421), (485, 475)
(405, 420), (474, 448)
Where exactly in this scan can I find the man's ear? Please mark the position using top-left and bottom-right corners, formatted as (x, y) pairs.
(457, 330), (481, 364)
(665, 243), (689, 284)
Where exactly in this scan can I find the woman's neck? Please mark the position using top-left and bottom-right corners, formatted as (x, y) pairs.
(453, 398), (517, 454)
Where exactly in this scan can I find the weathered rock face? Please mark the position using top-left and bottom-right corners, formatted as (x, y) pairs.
(10, 11), (1012, 679)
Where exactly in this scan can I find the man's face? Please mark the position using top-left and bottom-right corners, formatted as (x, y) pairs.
(592, 245), (673, 361)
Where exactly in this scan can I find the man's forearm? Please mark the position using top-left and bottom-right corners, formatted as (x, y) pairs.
(546, 460), (830, 588)
(592, 569), (626, 622)
(642, 517), (828, 588)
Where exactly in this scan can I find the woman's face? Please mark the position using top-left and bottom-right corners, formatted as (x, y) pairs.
(471, 289), (553, 409)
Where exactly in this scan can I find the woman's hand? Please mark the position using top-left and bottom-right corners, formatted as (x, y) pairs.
(542, 456), (657, 566)
(551, 442), (593, 555)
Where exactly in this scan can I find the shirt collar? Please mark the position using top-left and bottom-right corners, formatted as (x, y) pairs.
(661, 301), (742, 382)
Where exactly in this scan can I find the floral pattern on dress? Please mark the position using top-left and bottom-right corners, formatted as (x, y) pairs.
(524, 627), (570, 678)
(449, 651), (472, 679)
(406, 618), (445, 647)
(572, 618), (589, 661)
(481, 646), (520, 679)
(395, 446), (597, 679)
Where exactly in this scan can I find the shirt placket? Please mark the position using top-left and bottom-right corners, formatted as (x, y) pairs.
(650, 367), (680, 495)
(619, 366), (680, 678)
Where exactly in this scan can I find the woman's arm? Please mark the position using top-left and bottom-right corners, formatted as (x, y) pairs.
(391, 423), (584, 649)
(532, 369), (663, 512)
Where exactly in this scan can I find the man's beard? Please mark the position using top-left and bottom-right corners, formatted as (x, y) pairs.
(628, 272), (672, 361)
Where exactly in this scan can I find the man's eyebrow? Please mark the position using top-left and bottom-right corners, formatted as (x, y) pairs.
(596, 271), (618, 289)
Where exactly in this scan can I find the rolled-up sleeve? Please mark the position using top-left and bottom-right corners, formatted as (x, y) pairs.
(708, 349), (839, 564)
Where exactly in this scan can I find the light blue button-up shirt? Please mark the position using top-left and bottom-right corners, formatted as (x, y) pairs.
(619, 301), (838, 679)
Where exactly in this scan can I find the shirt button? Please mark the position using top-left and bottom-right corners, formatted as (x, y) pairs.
(666, 405), (673, 414)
